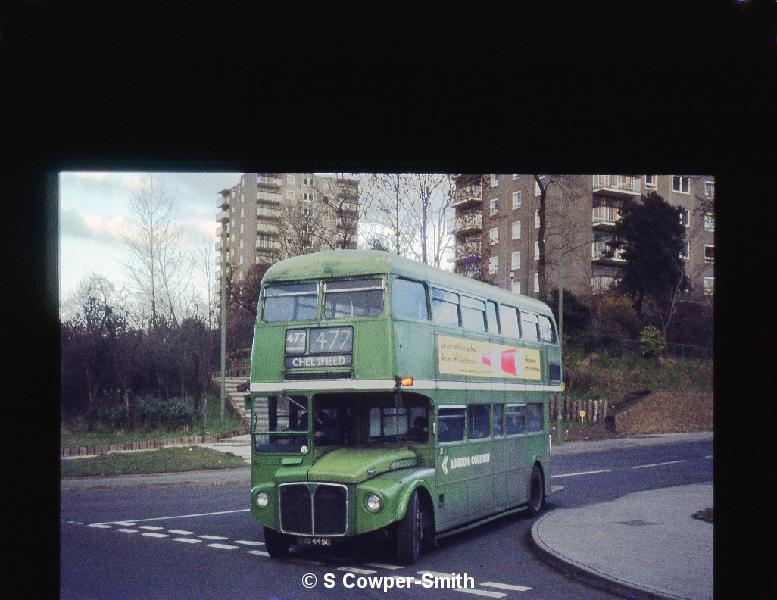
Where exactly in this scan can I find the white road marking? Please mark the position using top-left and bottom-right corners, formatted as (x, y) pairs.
(168, 530), (193, 535)
(199, 535), (229, 540)
(173, 537), (201, 544)
(114, 521), (136, 527)
(455, 588), (507, 598)
(208, 543), (239, 550)
(480, 582), (532, 592)
(87, 524), (112, 528)
(705, 455), (713, 459)
(234, 540), (265, 546)
(551, 469), (612, 478)
(364, 562), (403, 570)
(247, 550), (270, 557)
(141, 532), (168, 538)
(631, 460), (684, 469)
(418, 570), (456, 579)
(139, 526), (165, 531)
(338, 567), (378, 574)
(65, 520), (84, 524)
(550, 485), (564, 493)
(105, 509), (249, 525)
(116, 529), (138, 534)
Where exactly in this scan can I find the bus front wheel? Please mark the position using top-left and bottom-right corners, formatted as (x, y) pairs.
(263, 526), (291, 558)
(527, 464), (545, 516)
(396, 491), (423, 564)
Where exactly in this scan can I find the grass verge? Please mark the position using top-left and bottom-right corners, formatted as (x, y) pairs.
(61, 446), (247, 478)
(61, 393), (244, 449)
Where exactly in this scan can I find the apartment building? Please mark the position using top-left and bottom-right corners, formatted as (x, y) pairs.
(216, 173), (359, 283)
(452, 174), (715, 302)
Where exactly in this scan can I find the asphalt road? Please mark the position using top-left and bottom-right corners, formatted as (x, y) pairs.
(60, 438), (713, 600)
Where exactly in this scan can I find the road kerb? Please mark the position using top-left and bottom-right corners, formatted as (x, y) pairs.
(529, 515), (687, 600)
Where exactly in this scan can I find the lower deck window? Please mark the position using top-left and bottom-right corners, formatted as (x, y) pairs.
(527, 403), (544, 432)
(505, 404), (526, 435)
(252, 394), (308, 452)
(467, 405), (490, 439)
(438, 407), (465, 442)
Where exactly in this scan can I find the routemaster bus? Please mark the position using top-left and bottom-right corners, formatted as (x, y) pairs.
(247, 250), (561, 564)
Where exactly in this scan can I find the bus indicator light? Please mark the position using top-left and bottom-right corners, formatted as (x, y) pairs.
(400, 377), (414, 387)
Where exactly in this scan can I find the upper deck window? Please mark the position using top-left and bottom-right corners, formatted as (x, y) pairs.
(520, 311), (539, 341)
(392, 278), (429, 321)
(500, 305), (520, 338)
(486, 301), (499, 334)
(538, 315), (557, 343)
(324, 278), (384, 319)
(431, 288), (460, 326)
(263, 282), (318, 322)
(461, 296), (486, 332)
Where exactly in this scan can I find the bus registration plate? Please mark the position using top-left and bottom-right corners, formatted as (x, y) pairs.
(297, 537), (332, 546)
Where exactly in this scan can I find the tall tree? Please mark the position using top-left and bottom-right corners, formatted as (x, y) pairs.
(312, 174), (363, 250)
(609, 191), (689, 336)
(363, 173), (415, 255)
(122, 175), (190, 328)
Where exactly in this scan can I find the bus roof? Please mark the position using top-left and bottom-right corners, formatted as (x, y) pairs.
(262, 250), (554, 317)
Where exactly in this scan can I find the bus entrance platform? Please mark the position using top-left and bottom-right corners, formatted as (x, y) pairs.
(531, 483), (713, 600)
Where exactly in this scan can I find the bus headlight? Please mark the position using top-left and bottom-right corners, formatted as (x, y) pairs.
(255, 492), (269, 508)
(365, 493), (382, 513)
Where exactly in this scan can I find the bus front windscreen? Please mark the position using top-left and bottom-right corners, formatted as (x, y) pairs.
(262, 282), (318, 322)
(252, 394), (309, 452)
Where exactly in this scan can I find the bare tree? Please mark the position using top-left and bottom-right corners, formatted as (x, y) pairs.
(311, 174), (363, 250)
(122, 175), (190, 328)
(406, 174), (448, 265)
(279, 196), (329, 257)
(194, 233), (217, 329)
(363, 173), (416, 255)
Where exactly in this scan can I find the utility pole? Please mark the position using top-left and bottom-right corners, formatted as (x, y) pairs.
(218, 190), (230, 424)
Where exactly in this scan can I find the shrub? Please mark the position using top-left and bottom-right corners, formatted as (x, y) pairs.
(640, 325), (666, 357)
(591, 292), (642, 341)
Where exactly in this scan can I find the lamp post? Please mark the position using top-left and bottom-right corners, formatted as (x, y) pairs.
(218, 190), (230, 424)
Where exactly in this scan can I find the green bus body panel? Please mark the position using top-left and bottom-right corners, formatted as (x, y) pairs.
(249, 250), (559, 539)
(307, 447), (417, 485)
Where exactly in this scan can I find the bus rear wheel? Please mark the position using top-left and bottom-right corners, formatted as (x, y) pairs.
(528, 464), (545, 516)
(396, 490), (423, 564)
(263, 526), (291, 558)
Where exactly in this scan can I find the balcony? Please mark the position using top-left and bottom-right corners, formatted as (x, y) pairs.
(257, 175), (282, 187)
(258, 190), (282, 203)
(592, 175), (641, 197)
(591, 206), (621, 228)
(455, 241), (482, 262)
(257, 207), (282, 219)
(218, 209), (230, 223)
(591, 241), (625, 263)
(256, 239), (281, 250)
(217, 196), (230, 209)
(452, 184), (483, 207)
(454, 212), (483, 234)
(257, 222), (279, 235)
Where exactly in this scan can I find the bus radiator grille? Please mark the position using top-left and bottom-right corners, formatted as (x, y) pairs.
(314, 485), (347, 535)
(279, 484), (313, 535)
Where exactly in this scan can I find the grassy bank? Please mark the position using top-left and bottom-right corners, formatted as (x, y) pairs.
(61, 393), (244, 450)
(564, 346), (713, 407)
(61, 446), (247, 478)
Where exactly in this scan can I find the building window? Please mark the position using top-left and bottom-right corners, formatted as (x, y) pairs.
(534, 241), (539, 260)
(512, 190), (522, 210)
(672, 176), (690, 194)
(239, 254), (244, 265)
(303, 192), (311, 201)
(705, 180), (714, 198)
(645, 175), (656, 188)
(490, 198), (499, 216)
(535, 210), (540, 228)
(512, 174), (521, 180)
(703, 277), (714, 296)
(511, 251), (520, 270)
(512, 221), (521, 240)
(511, 280), (520, 294)
(534, 272), (539, 293)
(489, 256), (499, 275)
(303, 176), (311, 186)
(489, 227), (499, 245)
(240, 222), (244, 234)
(704, 213), (715, 232)
(287, 175), (296, 185)
(680, 241), (689, 260)
(490, 174), (499, 188)
(704, 245), (715, 262)
(287, 190), (295, 200)
(679, 208), (690, 228)
(534, 181), (541, 196)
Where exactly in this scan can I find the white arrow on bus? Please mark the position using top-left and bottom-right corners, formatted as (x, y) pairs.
(441, 455), (449, 475)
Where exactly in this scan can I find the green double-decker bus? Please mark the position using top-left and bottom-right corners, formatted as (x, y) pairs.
(247, 250), (561, 564)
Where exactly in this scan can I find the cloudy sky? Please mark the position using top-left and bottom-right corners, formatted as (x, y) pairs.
(58, 171), (243, 305)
